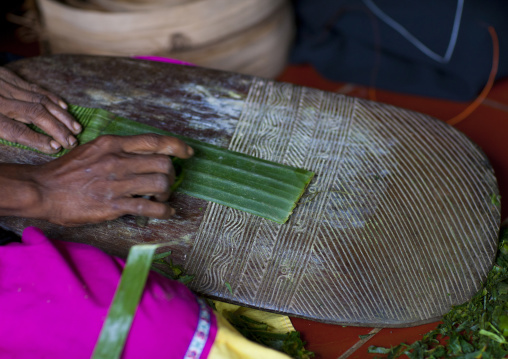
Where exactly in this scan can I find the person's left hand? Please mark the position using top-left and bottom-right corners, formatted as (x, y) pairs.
(0, 67), (82, 154)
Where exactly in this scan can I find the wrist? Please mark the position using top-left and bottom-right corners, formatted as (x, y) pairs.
(0, 164), (44, 219)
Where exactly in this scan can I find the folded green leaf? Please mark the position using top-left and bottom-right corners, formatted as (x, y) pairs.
(0, 105), (314, 223)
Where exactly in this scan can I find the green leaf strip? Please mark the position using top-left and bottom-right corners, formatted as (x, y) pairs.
(91, 244), (159, 359)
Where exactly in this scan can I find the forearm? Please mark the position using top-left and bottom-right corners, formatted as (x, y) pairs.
(0, 163), (41, 218)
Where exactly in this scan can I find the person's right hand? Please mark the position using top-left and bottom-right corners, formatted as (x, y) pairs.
(12, 133), (193, 226)
(0, 67), (81, 154)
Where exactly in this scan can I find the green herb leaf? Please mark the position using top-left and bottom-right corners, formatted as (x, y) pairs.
(150, 251), (194, 285)
(359, 333), (375, 340)
(369, 223), (508, 358)
(225, 282), (233, 295)
(367, 346), (393, 354)
(491, 193), (501, 207)
(479, 329), (507, 344)
(222, 309), (314, 359)
(152, 250), (172, 261)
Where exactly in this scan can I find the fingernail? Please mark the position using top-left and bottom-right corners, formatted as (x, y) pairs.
(50, 140), (61, 150)
(187, 146), (194, 156)
(68, 136), (77, 147)
(73, 122), (82, 132)
(59, 100), (67, 109)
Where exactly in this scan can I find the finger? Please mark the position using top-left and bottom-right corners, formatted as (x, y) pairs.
(95, 154), (175, 186)
(0, 68), (68, 110)
(120, 173), (171, 201)
(0, 114), (62, 153)
(117, 154), (175, 177)
(118, 134), (194, 158)
(42, 99), (81, 135)
(29, 83), (69, 111)
(113, 197), (175, 219)
(28, 104), (78, 149)
(0, 68), (30, 88)
(0, 82), (81, 134)
(0, 98), (77, 149)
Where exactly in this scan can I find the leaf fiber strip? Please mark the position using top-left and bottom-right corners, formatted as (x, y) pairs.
(92, 244), (158, 359)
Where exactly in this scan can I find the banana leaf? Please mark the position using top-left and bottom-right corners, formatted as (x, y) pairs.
(0, 105), (314, 224)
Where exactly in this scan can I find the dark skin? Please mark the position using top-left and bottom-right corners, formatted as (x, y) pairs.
(0, 68), (193, 226)
(0, 67), (81, 153)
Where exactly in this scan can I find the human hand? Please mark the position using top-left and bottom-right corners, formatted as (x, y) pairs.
(0, 67), (82, 154)
(22, 134), (193, 226)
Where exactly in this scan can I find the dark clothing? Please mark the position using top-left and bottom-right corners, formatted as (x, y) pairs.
(291, 0), (508, 100)
(0, 227), (21, 245)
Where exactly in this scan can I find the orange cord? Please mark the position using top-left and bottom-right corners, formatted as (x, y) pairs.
(447, 26), (499, 126)
(368, 87), (377, 102)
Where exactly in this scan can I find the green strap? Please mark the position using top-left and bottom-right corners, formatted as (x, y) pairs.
(0, 105), (314, 223)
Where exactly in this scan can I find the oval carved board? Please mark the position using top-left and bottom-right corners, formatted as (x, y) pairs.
(0, 55), (500, 327)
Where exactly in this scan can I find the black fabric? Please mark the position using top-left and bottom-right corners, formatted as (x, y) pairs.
(0, 52), (23, 66)
(291, 0), (508, 100)
(0, 227), (21, 246)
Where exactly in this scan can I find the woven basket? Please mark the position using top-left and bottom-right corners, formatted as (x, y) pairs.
(36, 0), (294, 78)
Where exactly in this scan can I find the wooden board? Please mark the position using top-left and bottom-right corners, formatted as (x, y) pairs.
(0, 55), (501, 327)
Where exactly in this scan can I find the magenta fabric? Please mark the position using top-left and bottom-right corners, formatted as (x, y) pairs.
(133, 56), (195, 66)
(0, 227), (216, 358)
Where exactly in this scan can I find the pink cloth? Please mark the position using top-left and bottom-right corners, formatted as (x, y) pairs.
(0, 227), (216, 358)
(133, 56), (195, 67)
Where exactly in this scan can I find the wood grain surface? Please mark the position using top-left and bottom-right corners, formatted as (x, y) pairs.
(0, 55), (500, 327)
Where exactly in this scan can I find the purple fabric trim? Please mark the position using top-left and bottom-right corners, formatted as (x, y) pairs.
(133, 56), (195, 66)
(201, 304), (217, 359)
(184, 298), (216, 358)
